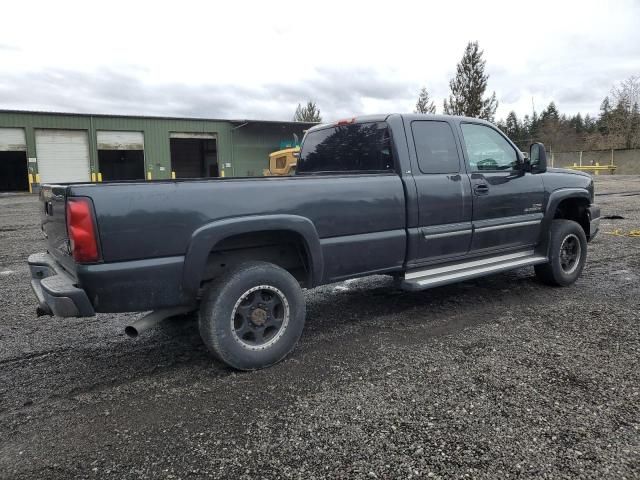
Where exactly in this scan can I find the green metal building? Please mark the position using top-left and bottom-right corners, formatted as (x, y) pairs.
(0, 110), (315, 192)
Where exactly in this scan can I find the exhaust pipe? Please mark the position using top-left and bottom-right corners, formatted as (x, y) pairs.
(125, 307), (192, 338)
(36, 305), (53, 317)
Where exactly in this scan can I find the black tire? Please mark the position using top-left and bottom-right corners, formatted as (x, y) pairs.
(198, 261), (306, 370)
(535, 219), (587, 286)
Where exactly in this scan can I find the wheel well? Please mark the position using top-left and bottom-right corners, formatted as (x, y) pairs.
(554, 197), (590, 238)
(201, 230), (311, 287)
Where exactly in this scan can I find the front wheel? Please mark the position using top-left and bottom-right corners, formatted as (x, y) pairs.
(199, 261), (306, 370)
(535, 219), (587, 286)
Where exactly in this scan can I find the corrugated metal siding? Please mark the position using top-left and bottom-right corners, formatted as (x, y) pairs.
(97, 131), (144, 150)
(35, 129), (91, 183)
(0, 128), (27, 151)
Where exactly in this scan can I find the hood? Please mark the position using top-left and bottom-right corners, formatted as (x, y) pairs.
(546, 167), (592, 178)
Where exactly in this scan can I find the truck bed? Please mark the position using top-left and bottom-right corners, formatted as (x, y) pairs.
(39, 174), (408, 312)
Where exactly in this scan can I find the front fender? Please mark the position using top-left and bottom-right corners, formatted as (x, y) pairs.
(181, 214), (324, 299)
(538, 187), (591, 253)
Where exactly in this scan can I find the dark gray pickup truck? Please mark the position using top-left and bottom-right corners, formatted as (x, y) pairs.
(29, 114), (600, 369)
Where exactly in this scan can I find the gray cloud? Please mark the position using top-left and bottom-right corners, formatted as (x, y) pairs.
(0, 67), (418, 121)
(0, 57), (638, 122)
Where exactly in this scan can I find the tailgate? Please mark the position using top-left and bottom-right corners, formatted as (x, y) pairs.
(40, 185), (76, 273)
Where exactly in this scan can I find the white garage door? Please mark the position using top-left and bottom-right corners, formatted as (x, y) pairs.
(0, 128), (27, 151)
(97, 131), (144, 150)
(36, 130), (90, 183)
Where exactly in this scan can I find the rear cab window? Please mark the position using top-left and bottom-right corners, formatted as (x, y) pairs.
(297, 122), (394, 175)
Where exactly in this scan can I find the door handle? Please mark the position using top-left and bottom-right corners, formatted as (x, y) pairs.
(474, 184), (489, 195)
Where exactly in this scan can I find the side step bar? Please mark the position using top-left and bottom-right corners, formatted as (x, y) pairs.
(401, 251), (548, 291)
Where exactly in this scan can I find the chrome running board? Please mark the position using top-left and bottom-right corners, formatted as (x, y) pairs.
(401, 251), (548, 291)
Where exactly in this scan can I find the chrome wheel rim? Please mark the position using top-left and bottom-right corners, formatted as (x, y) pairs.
(559, 234), (581, 275)
(230, 285), (289, 351)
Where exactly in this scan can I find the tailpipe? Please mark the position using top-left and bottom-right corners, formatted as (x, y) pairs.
(125, 307), (192, 338)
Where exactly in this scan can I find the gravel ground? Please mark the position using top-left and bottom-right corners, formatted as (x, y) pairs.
(0, 177), (639, 479)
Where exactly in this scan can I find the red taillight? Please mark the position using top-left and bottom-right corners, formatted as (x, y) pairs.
(336, 117), (356, 126)
(66, 197), (100, 263)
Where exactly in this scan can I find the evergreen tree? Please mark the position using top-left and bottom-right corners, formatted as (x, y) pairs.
(522, 114), (532, 142)
(570, 113), (584, 133)
(598, 97), (612, 135)
(529, 110), (540, 139)
(414, 87), (436, 114)
(293, 101), (322, 122)
(505, 111), (520, 140)
(583, 114), (596, 133)
(442, 41), (498, 121)
(541, 102), (560, 122)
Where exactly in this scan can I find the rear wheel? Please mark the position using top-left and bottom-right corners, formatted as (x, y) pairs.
(535, 219), (587, 286)
(199, 261), (305, 370)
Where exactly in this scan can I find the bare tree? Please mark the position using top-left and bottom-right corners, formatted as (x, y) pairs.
(609, 76), (640, 148)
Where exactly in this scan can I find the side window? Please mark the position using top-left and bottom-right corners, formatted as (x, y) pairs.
(411, 121), (461, 174)
(297, 122), (394, 174)
(460, 123), (518, 171)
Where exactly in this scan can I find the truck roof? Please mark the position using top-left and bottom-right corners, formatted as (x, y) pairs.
(306, 113), (495, 133)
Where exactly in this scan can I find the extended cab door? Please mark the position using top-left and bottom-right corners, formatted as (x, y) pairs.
(458, 122), (545, 253)
(404, 118), (473, 267)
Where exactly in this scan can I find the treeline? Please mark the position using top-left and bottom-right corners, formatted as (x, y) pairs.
(497, 81), (640, 152)
(412, 41), (640, 153)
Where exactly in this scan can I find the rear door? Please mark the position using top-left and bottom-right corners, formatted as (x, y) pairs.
(459, 122), (544, 253)
(405, 118), (473, 267)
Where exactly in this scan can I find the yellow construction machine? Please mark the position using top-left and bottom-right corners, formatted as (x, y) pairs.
(264, 134), (302, 176)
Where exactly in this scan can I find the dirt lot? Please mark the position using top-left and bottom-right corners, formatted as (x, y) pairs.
(1, 177), (639, 479)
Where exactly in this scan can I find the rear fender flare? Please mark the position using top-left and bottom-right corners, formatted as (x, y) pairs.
(181, 214), (323, 299)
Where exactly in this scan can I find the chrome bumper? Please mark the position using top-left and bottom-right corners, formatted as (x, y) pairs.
(28, 252), (95, 317)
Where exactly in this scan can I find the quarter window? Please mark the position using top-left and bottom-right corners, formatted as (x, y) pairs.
(411, 121), (461, 174)
(460, 123), (518, 171)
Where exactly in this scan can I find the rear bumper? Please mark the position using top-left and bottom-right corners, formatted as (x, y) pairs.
(587, 205), (600, 241)
(28, 253), (95, 317)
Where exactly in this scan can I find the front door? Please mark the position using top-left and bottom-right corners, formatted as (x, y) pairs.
(459, 122), (545, 254)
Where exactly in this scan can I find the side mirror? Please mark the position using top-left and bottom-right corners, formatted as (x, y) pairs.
(529, 142), (547, 174)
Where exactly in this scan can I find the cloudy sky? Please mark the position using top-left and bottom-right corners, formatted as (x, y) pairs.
(1, 0), (639, 122)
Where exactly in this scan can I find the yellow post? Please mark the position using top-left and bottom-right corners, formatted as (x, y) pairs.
(171, 171), (176, 180)
(147, 171), (152, 180)
(220, 169), (225, 178)
(97, 172), (103, 182)
(35, 173), (41, 183)
(595, 162), (600, 176)
(28, 173), (34, 193)
(91, 172), (96, 182)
